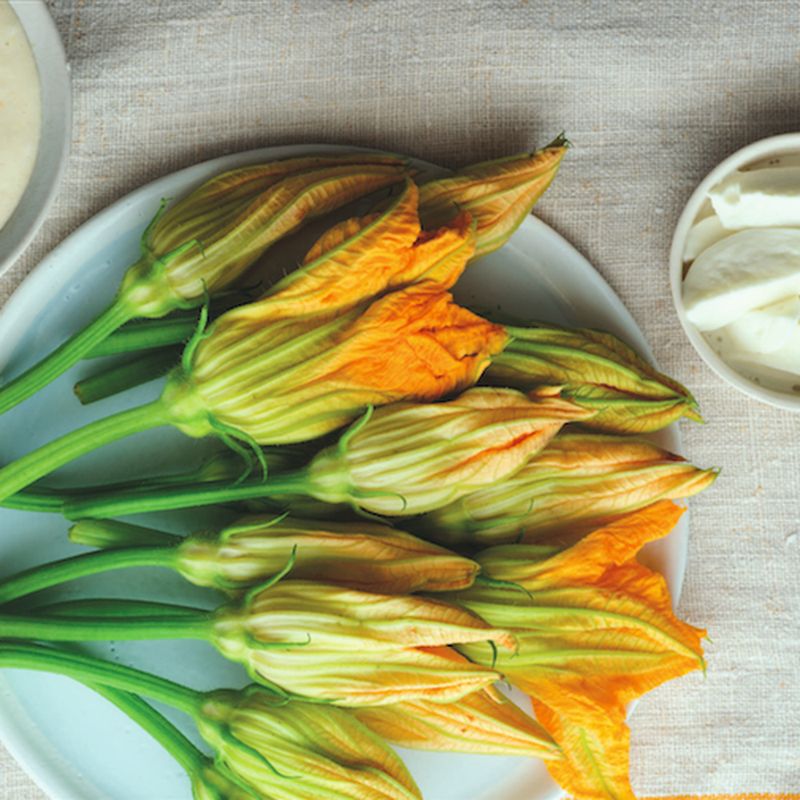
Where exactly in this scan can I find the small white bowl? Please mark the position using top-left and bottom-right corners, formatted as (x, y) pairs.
(670, 132), (800, 412)
(0, 0), (71, 278)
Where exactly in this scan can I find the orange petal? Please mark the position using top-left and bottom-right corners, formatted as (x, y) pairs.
(404, 211), (476, 290)
(226, 180), (421, 322)
(532, 697), (636, 800)
(355, 688), (559, 759)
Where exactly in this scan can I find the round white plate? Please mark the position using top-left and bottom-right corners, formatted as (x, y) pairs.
(0, 144), (688, 800)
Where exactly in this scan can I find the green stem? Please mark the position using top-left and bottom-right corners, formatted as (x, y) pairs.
(32, 599), (206, 619)
(1, 487), (64, 513)
(0, 399), (170, 504)
(0, 546), (179, 605)
(0, 605), (212, 642)
(85, 316), (196, 359)
(69, 519), (181, 548)
(91, 683), (207, 775)
(74, 347), (182, 405)
(64, 472), (311, 520)
(0, 299), (135, 415)
(0, 642), (203, 717)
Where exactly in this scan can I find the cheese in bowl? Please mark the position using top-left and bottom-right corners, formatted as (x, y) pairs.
(0, 0), (41, 230)
(682, 157), (800, 394)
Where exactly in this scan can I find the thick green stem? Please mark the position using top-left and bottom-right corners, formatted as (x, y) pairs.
(0, 606), (212, 642)
(1, 487), (64, 513)
(0, 546), (179, 605)
(0, 299), (135, 415)
(0, 399), (171, 503)
(34, 599), (205, 619)
(64, 472), (311, 520)
(0, 642), (203, 717)
(91, 683), (208, 775)
(74, 347), (182, 405)
(85, 316), (196, 359)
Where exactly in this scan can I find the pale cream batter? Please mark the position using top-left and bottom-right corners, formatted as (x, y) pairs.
(0, 0), (41, 230)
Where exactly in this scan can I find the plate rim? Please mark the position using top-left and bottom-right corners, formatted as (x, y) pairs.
(0, 142), (687, 800)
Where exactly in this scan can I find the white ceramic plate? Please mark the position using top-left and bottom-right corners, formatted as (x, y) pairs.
(0, 0), (72, 277)
(0, 145), (688, 800)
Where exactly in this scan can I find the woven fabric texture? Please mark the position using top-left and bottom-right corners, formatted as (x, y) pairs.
(1, 0), (799, 797)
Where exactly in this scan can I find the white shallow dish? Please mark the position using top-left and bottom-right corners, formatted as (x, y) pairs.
(670, 132), (800, 411)
(0, 144), (689, 800)
(0, 0), (71, 277)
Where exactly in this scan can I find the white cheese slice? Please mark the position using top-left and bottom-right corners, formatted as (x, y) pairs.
(710, 167), (800, 229)
(682, 228), (800, 331)
(724, 329), (800, 381)
(721, 295), (800, 353)
(683, 214), (734, 262)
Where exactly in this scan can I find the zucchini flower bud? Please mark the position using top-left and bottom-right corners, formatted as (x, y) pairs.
(197, 687), (420, 800)
(416, 431), (718, 546)
(123, 157), (409, 315)
(211, 579), (511, 706)
(419, 135), (568, 258)
(174, 514), (479, 594)
(354, 682), (560, 760)
(454, 501), (706, 800)
(0, 154), (407, 415)
(225, 179), (424, 323)
(304, 387), (593, 516)
(167, 282), (509, 444)
(455, 501), (705, 729)
(486, 324), (702, 433)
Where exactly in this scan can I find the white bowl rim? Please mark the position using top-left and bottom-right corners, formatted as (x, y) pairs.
(0, 0), (72, 278)
(670, 132), (800, 412)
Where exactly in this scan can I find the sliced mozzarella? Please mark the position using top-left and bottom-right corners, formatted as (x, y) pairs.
(710, 167), (800, 229)
(682, 228), (800, 331)
(683, 214), (734, 262)
(721, 295), (800, 354)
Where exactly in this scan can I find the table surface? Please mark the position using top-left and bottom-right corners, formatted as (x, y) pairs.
(2, 0), (799, 797)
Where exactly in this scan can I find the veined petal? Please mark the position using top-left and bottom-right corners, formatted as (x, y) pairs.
(306, 388), (592, 516)
(419, 138), (568, 258)
(176, 515), (479, 594)
(354, 686), (559, 759)
(419, 439), (716, 547)
(533, 697), (636, 800)
(199, 687), (421, 800)
(225, 180), (422, 322)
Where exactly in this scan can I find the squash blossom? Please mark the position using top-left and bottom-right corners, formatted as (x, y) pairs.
(485, 324), (702, 433)
(453, 501), (706, 800)
(0, 643), (420, 800)
(58, 386), (594, 520)
(0, 283), (506, 503)
(303, 387), (594, 515)
(230, 181), (477, 322)
(172, 516), (479, 594)
(0, 579), (510, 707)
(197, 687), (421, 800)
(416, 431), (718, 546)
(0, 154), (407, 414)
(211, 580), (513, 705)
(0, 514), (481, 603)
(354, 676), (560, 760)
(419, 135), (568, 258)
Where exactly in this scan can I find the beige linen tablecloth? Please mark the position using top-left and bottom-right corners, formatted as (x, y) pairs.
(2, 0), (800, 797)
